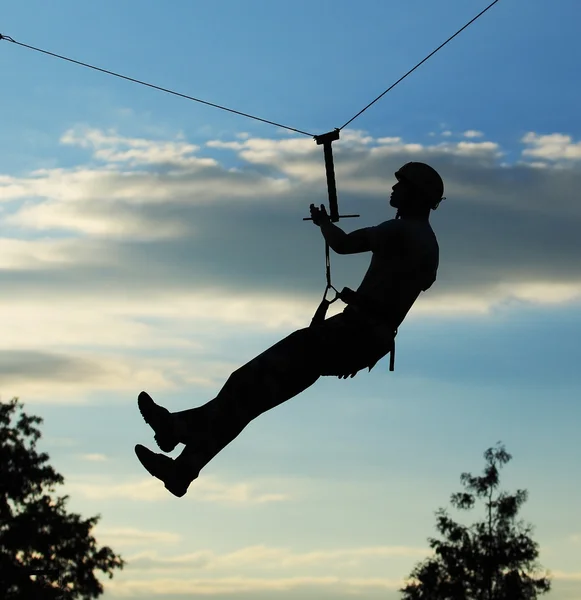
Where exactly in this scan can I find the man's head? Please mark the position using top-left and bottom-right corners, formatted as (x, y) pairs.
(390, 162), (445, 219)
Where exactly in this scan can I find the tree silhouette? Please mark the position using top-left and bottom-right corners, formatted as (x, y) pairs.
(400, 442), (552, 600)
(0, 397), (125, 599)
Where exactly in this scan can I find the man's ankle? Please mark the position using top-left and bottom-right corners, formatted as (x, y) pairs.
(175, 449), (206, 478)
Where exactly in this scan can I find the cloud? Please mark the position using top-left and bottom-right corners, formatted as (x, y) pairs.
(65, 477), (170, 502)
(207, 135), (321, 181)
(102, 574), (405, 597)
(3, 126), (581, 399)
(94, 526), (182, 548)
(61, 127), (215, 168)
(64, 474), (290, 505)
(463, 130), (484, 138)
(551, 571), (581, 582)
(102, 541), (581, 598)
(96, 567), (581, 598)
(0, 348), (195, 403)
(124, 544), (430, 573)
(452, 141), (501, 156)
(522, 132), (581, 161)
(376, 136), (402, 144)
(79, 453), (108, 462)
(0, 290), (312, 401)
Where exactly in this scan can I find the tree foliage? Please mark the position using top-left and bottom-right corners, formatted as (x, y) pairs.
(400, 442), (551, 600)
(0, 397), (125, 599)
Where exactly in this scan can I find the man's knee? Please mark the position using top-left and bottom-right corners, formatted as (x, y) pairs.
(264, 327), (319, 364)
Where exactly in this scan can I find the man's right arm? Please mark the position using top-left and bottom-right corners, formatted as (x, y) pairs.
(321, 221), (374, 254)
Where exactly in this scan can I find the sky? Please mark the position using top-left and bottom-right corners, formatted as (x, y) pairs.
(1, 0), (581, 598)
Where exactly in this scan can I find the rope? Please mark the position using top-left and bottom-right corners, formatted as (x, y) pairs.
(1, 2), (501, 137)
(0, 34), (314, 138)
(325, 242), (333, 289)
(339, 0), (501, 130)
(324, 241), (339, 299)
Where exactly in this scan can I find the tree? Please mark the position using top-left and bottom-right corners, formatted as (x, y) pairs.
(400, 442), (551, 600)
(0, 396), (125, 599)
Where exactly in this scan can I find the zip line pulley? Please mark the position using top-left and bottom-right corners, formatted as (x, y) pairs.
(303, 129), (359, 223)
(303, 129), (359, 304)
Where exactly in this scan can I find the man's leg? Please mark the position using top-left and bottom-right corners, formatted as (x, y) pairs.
(135, 313), (392, 496)
(173, 327), (321, 480)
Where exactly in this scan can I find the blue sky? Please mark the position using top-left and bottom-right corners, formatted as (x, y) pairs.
(2, 0), (581, 598)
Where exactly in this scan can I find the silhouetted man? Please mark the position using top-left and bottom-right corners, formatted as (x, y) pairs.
(135, 162), (444, 497)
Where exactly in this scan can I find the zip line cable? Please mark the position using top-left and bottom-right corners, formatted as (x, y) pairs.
(339, 0), (501, 131)
(0, 34), (314, 138)
(1, 1), (500, 137)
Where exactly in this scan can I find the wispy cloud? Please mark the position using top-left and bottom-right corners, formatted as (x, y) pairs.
(124, 544), (431, 572)
(92, 545), (581, 597)
(102, 574), (406, 597)
(41, 436), (78, 448)
(65, 474), (291, 505)
(551, 570), (581, 581)
(0, 349), (193, 403)
(79, 453), (108, 462)
(94, 526), (182, 548)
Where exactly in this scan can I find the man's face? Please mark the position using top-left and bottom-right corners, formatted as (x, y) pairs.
(390, 179), (413, 208)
